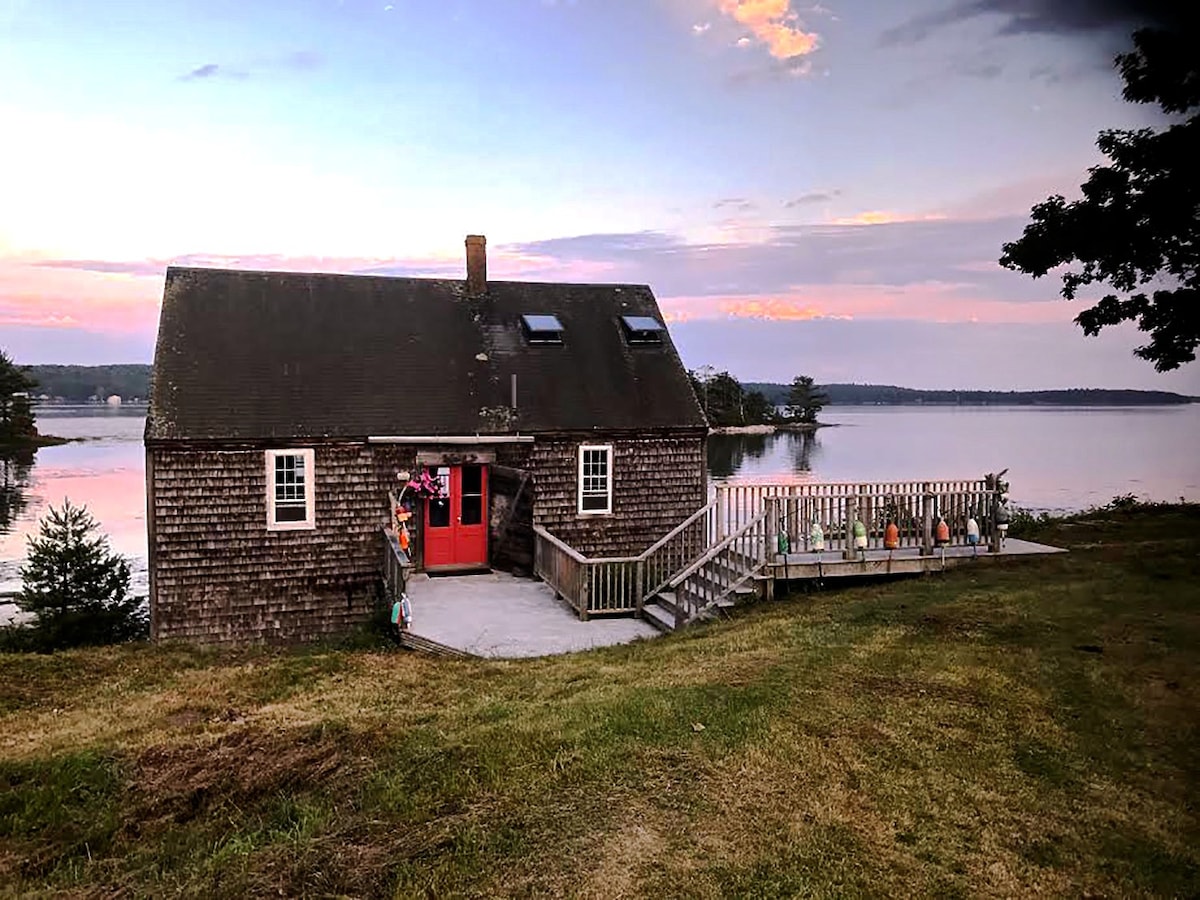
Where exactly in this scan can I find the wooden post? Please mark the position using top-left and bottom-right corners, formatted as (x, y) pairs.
(922, 485), (933, 556)
(844, 494), (857, 560)
(716, 487), (727, 541)
(989, 488), (1002, 553)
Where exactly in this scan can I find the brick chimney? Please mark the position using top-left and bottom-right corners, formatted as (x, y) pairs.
(465, 235), (487, 295)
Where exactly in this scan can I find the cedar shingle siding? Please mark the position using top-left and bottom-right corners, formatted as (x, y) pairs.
(146, 261), (708, 645)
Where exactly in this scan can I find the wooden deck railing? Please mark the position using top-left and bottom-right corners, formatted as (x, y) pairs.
(533, 501), (722, 620)
(714, 479), (1000, 556)
(381, 526), (411, 606)
(533, 525), (590, 618)
(668, 506), (772, 627)
(641, 499), (720, 600)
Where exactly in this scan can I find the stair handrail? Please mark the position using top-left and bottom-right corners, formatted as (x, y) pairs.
(640, 499), (718, 558)
(667, 506), (772, 589)
(533, 524), (588, 563)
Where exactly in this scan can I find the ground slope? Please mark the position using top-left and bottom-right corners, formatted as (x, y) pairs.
(1, 506), (1197, 897)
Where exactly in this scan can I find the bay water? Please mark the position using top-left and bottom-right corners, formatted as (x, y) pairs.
(3, 404), (1197, 605)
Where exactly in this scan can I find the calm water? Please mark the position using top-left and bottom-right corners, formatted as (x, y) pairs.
(2, 404), (1198, 599)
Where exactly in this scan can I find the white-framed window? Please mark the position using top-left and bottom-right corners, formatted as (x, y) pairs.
(266, 449), (316, 531)
(578, 444), (613, 514)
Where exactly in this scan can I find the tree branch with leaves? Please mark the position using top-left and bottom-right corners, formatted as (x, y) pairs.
(999, 28), (1199, 372)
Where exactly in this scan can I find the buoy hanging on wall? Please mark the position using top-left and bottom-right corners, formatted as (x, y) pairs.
(810, 519), (825, 552)
(853, 518), (868, 552)
(935, 516), (950, 546)
(966, 516), (980, 545)
(884, 521), (900, 550)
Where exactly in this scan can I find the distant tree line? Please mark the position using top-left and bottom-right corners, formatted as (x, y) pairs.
(742, 382), (1196, 407)
(24, 364), (151, 402)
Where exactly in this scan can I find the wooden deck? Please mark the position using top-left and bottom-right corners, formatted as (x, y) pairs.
(767, 537), (1065, 581)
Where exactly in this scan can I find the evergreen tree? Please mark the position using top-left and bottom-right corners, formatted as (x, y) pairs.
(12, 499), (147, 651)
(786, 375), (828, 424)
(0, 349), (37, 445)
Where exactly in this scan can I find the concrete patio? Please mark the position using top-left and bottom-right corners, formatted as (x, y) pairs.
(401, 571), (660, 658)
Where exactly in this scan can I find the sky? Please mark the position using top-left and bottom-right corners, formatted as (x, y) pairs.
(1, 0), (1195, 392)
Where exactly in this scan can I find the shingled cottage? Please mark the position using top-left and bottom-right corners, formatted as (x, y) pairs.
(145, 236), (708, 644)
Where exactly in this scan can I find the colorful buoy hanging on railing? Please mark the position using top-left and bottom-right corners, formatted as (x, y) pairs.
(853, 518), (868, 550)
(966, 516), (980, 545)
(884, 521), (900, 550)
(935, 516), (950, 546)
(810, 519), (825, 552)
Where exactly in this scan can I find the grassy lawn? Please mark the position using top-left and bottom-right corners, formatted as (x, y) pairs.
(1, 505), (1197, 897)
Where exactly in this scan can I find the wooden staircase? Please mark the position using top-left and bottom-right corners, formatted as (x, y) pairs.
(641, 509), (773, 632)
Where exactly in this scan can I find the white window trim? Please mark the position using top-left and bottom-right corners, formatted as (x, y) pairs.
(265, 448), (316, 531)
(578, 444), (613, 515)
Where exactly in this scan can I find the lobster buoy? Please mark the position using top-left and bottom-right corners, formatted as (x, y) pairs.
(966, 517), (980, 545)
(777, 524), (791, 555)
(853, 518), (868, 550)
(935, 516), (950, 546)
(398, 524), (410, 552)
(884, 522), (900, 550)
(810, 519), (825, 552)
(400, 593), (413, 630)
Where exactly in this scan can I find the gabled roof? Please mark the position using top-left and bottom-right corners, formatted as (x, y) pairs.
(147, 267), (706, 442)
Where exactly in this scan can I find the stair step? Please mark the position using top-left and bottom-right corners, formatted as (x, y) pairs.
(654, 590), (682, 617)
(641, 601), (677, 633)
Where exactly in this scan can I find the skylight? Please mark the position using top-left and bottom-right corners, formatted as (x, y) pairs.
(620, 315), (665, 344)
(521, 314), (564, 344)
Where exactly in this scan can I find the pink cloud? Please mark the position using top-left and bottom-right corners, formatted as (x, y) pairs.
(717, 0), (819, 60)
(662, 282), (1078, 325)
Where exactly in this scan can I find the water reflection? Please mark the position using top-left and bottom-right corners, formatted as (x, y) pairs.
(787, 430), (820, 473)
(707, 433), (769, 478)
(0, 448), (33, 536)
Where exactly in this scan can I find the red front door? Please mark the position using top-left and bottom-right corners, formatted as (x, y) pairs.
(423, 464), (489, 569)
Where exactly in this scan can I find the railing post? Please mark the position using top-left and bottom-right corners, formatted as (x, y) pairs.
(578, 567), (590, 621)
(635, 558), (645, 614)
(922, 485), (933, 556)
(716, 487), (727, 541)
(989, 489), (1001, 553)
(843, 494), (857, 560)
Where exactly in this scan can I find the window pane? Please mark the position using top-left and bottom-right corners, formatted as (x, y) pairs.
(461, 495), (482, 525)
(275, 504), (307, 523)
(461, 465), (482, 495)
(581, 493), (609, 512)
(428, 496), (450, 528)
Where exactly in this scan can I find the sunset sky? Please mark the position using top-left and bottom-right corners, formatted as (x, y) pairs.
(1, 0), (1195, 391)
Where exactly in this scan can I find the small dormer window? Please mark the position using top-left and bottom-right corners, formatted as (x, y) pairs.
(521, 314), (564, 344)
(620, 315), (665, 345)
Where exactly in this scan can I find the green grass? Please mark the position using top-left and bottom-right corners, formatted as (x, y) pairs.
(1, 505), (1197, 897)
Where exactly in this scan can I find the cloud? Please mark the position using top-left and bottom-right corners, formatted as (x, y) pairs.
(717, 0), (820, 61)
(784, 190), (840, 207)
(714, 197), (756, 211)
(692, 22), (711, 34)
(880, 0), (1184, 47)
(177, 50), (323, 82)
(178, 63), (225, 81)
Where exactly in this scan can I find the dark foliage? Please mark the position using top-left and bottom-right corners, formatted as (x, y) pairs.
(3, 500), (147, 652)
(688, 369), (775, 427)
(785, 375), (828, 424)
(1000, 27), (1200, 371)
(23, 364), (151, 403)
(0, 350), (36, 445)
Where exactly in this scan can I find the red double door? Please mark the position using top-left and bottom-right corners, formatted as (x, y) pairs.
(423, 464), (489, 570)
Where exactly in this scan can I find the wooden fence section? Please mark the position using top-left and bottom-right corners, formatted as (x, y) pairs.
(715, 480), (1000, 555)
(669, 507), (772, 628)
(381, 527), (410, 606)
(533, 525), (589, 618)
(534, 500), (722, 619)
